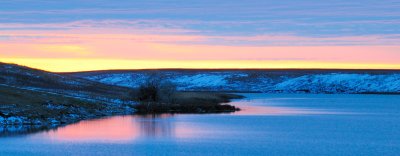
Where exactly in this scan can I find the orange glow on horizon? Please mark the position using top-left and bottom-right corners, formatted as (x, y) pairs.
(2, 30), (400, 71)
(1, 58), (400, 72)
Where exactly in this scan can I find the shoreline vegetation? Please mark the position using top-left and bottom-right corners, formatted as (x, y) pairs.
(0, 62), (243, 136)
(134, 92), (243, 114)
(0, 84), (242, 136)
(132, 76), (243, 114)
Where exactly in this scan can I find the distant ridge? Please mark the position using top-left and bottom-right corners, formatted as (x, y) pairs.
(67, 69), (400, 94)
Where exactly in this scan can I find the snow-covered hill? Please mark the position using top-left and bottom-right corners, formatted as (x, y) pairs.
(70, 70), (400, 94)
(273, 74), (400, 93)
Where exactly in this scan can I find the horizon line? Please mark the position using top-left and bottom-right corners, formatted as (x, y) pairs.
(2, 60), (400, 73)
(59, 67), (400, 73)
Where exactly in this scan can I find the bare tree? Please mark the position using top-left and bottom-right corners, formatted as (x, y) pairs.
(136, 73), (176, 104)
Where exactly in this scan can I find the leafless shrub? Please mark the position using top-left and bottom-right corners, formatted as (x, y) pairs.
(136, 74), (177, 103)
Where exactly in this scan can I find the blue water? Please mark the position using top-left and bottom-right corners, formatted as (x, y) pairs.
(1, 94), (399, 156)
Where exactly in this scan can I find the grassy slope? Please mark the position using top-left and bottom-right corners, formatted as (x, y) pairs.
(0, 85), (133, 136)
(0, 85), (104, 120)
(0, 62), (134, 101)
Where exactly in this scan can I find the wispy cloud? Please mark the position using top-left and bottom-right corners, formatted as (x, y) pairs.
(1, 0), (399, 36)
(1, 1), (399, 17)
(1, 27), (400, 46)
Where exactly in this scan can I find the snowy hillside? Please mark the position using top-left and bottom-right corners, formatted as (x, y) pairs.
(273, 74), (400, 93)
(70, 70), (400, 94)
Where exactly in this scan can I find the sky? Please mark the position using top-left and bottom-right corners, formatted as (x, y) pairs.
(0, 0), (400, 72)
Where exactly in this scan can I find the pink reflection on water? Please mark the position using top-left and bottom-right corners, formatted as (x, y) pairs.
(230, 101), (339, 116)
(39, 98), (342, 142)
(43, 114), (199, 142)
(46, 116), (140, 142)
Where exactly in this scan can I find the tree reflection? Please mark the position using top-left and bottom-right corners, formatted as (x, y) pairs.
(136, 114), (175, 138)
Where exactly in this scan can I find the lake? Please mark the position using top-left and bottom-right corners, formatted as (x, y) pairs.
(1, 94), (399, 156)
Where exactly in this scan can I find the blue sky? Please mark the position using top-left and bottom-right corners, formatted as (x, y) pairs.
(1, 0), (399, 38)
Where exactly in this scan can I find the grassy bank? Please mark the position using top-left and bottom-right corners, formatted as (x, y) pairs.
(134, 92), (244, 114)
(0, 62), (243, 136)
(0, 84), (242, 136)
(0, 85), (135, 131)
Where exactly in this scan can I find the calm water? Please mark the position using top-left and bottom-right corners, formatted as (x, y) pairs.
(1, 94), (400, 156)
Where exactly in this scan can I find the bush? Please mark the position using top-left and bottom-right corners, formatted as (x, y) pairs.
(136, 75), (176, 103)
(134, 75), (243, 114)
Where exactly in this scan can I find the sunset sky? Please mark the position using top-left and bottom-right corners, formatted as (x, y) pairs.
(1, 0), (400, 72)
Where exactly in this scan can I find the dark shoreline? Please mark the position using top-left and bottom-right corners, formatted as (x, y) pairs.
(0, 111), (135, 137)
(3, 91), (399, 137)
(133, 92), (244, 114)
(0, 92), (244, 136)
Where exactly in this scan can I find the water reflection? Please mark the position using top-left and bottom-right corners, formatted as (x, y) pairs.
(137, 114), (174, 138)
(230, 99), (343, 116)
(41, 114), (179, 142)
(2, 96), (344, 140)
(0, 125), (51, 137)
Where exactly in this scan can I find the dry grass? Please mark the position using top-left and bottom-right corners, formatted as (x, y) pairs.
(172, 92), (243, 104)
(0, 62), (134, 101)
(134, 92), (243, 114)
(0, 85), (105, 119)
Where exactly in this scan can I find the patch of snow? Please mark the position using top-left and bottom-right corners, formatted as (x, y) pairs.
(6, 117), (23, 125)
(171, 74), (229, 90)
(46, 104), (66, 110)
(274, 74), (400, 93)
(0, 117), (5, 124)
(86, 73), (147, 88)
(48, 118), (59, 125)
